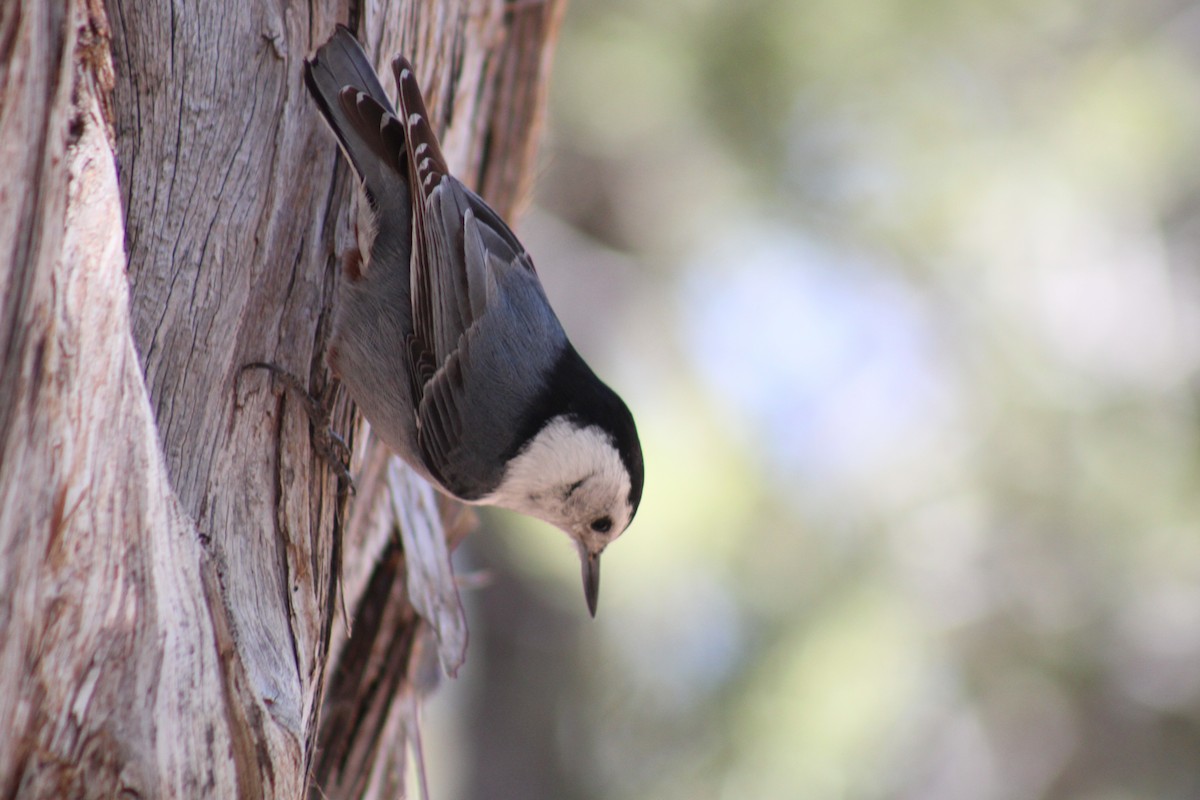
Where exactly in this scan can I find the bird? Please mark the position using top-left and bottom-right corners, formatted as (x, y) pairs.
(303, 26), (643, 616)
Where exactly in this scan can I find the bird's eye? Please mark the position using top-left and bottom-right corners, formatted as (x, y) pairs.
(590, 516), (612, 533)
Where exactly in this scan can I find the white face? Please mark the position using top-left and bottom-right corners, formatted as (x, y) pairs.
(483, 415), (634, 553)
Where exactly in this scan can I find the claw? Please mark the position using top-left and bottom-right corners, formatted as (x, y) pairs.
(239, 361), (355, 494)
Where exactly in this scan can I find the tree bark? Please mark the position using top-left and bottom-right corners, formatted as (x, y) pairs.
(0, 0), (564, 797)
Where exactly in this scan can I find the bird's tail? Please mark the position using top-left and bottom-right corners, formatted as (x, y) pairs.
(304, 26), (410, 216)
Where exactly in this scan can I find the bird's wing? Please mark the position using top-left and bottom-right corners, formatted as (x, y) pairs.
(392, 56), (538, 363)
(391, 56), (557, 496)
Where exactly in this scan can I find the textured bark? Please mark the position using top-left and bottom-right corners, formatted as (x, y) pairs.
(0, 0), (564, 797)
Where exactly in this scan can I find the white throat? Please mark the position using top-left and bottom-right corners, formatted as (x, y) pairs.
(482, 416), (632, 535)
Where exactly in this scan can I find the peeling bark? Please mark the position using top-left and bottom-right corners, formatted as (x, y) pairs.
(0, 0), (565, 796)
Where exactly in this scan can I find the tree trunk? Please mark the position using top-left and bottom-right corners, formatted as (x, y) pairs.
(0, 0), (564, 797)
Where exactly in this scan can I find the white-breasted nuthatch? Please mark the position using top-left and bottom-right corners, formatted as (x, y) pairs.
(303, 27), (644, 616)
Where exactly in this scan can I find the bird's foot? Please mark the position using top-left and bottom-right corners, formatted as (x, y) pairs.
(239, 361), (355, 494)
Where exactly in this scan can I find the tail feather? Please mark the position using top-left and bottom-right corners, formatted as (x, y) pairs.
(304, 26), (409, 217)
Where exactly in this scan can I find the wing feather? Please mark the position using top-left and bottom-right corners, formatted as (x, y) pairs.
(390, 55), (563, 494)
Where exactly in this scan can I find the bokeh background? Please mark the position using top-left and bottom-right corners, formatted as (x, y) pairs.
(424, 1), (1200, 798)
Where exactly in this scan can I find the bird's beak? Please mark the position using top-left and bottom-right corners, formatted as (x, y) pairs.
(582, 550), (601, 618)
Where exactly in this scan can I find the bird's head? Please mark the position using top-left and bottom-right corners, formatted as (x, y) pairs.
(486, 409), (643, 616)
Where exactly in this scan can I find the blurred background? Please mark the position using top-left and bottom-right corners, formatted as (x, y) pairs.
(424, 0), (1200, 797)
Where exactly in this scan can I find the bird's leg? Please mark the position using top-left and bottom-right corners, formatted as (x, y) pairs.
(239, 361), (355, 494)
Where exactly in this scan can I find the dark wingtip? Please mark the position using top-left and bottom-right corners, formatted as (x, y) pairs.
(391, 53), (415, 79)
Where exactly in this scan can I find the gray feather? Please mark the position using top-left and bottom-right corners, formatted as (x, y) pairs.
(304, 28), (411, 228)
(311, 36), (573, 497)
(391, 55), (569, 494)
(409, 176), (569, 497)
